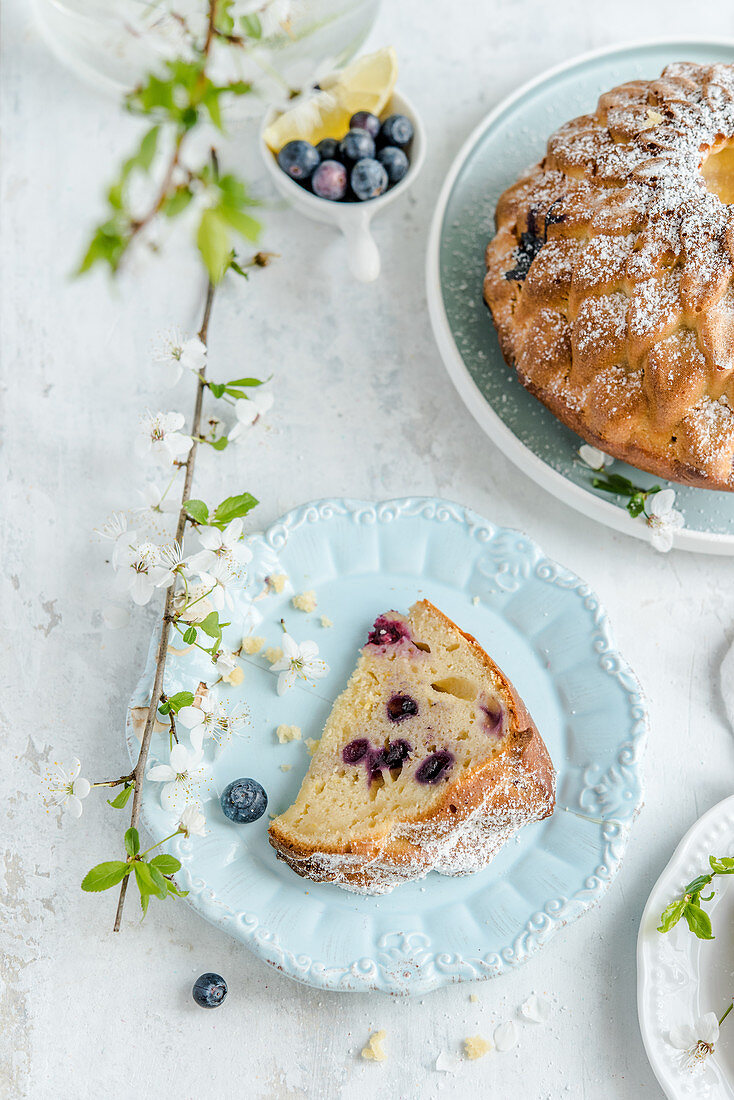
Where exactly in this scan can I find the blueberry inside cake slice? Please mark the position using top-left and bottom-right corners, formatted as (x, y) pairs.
(268, 599), (555, 894)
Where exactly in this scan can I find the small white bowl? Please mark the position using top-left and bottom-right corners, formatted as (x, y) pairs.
(260, 89), (425, 282)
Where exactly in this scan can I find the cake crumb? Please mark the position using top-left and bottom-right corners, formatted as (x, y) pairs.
(464, 1036), (491, 1060)
(320, 615), (333, 628)
(264, 646), (284, 665)
(280, 763), (292, 773)
(267, 573), (288, 594)
(469, 993), (479, 1003)
(242, 635), (265, 655)
(305, 737), (320, 756)
(276, 724), (301, 743)
(472, 596), (480, 606)
(361, 1030), (387, 1062)
(292, 589), (317, 613)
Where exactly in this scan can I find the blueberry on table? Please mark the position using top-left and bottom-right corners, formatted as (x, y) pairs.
(316, 137), (340, 161)
(350, 158), (389, 201)
(377, 146), (409, 185)
(339, 128), (376, 164)
(192, 973), (227, 1009)
(379, 114), (414, 149)
(312, 159), (348, 201)
(220, 778), (268, 823)
(277, 140), (320, 181)
(349, 110), (381, 138)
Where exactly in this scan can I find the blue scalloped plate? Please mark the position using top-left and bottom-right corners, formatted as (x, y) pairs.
(127, 498), (647, 995)
(426, 39), (734, 554)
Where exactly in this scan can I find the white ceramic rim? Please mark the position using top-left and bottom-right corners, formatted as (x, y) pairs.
(426, 37), (734, 556)
(259, 87), (426, 217)
(637, 794), (734, 1099)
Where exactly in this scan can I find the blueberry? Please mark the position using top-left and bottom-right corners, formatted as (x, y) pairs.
(192, 972), (227, 1009)
(339, 128), (375, 164)
(220, 778), (268, 823)
(387, 694), (418, 722)
(312, 159), (348, 201)
(277, 140), (320, 181)
(377, 146), (409, 185)
(379, 114), (414, 149)
(350, 111), (381, 139)
(350, 158), (388, 201)
(382, 739), (411, 769)
(343, 738), (370, 764)
(316, 137), (340, 160)
(415, 750), (454, 785)
(367, 615), (411, 647)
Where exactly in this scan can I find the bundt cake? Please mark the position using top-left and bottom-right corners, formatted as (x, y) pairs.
(484, 61), (734, 490)
(268, 600), (555, 894)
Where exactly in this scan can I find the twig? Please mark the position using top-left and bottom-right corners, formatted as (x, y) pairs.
(112, 279), (215, 932)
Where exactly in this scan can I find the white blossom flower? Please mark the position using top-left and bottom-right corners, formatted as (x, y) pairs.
(669, 1012), (719, 1067)
(214, 647), (244, 685)
(188, 519), (252, 572)
(256, 0), (296, 37)
(228, 389), (274, 441)
(578, 444), (614, 470)
(647, 489), (684, 553)
(178, 804), (207, 838)
(136, 410), (193, 466)
(96, 512), (137, 569)
(172, 582), (214, 623)
(198, 555), (240, 611)
(45, 758), (91, 818)
(178, 697), (246, 753)
(147, 743), (208, 813)
(154, 542), (188, 589)
(154, 330), (207, 386)
(271, 633), (329, 695)
(115, 541), (163, 605)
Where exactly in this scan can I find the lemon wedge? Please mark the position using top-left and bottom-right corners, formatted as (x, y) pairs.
(263, 46), (398, 153)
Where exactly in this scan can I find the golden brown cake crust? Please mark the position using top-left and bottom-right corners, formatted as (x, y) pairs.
(268, 600), (555, 892)
(483, 62), (734, 490)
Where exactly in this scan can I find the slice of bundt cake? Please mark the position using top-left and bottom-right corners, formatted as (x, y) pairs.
(268, 599), (555, 894)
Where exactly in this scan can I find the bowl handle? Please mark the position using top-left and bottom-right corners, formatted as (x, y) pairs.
(337, 210), (380, 282)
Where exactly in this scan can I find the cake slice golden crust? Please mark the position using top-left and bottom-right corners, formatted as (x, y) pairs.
(483, 62), (734, 490)
(268, 599), (555, 894)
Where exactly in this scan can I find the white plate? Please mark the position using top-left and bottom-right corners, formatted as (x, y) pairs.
(638, 795), (734, 1098)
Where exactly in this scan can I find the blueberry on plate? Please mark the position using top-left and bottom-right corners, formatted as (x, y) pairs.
(377, 146), (409, 185)
(349, 111), (381, 139)
(192, 972), (227, 1009)
(379, 113), (414, 149)
(350, 158), (388, 201)
(312, 159), (348, 201)
(339, 128), (375, 164)
(316, 137), (340, 161)
(220, 778), (268, 823)
(277, 140), (320, 181)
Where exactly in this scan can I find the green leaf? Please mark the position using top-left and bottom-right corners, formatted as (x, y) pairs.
(184, 499), (209, 525)
(710, 856), (734, 874)
(139, 890), (150, 917)
(148, 864), (170, 900)
(209, 382), (226, 399)
(163, 186), (194, 218)
(124, 827), (140, 856)
(684, 874), (713, 896)
(683, 901), (714, 939)
(81, 861), (130, 892)
(107, 784), (134, 809)
(133, 860), (164, 903)
(183, 625), (197, 644)
(197, 208), (231, 284)
(208, 435), (229, 451)
(657, 898), (686, 933)
(150, 853), (182, 874)
(199, 612), (222, 639)
(226, 377), (263, 388)
(164, 691), (195, 714)
(627, 494), (646, 518)
(213, 492), (258, 527)
(240, 12), (262, 37)
(216, 204), (261, 242)
(166, 879), (189, 897)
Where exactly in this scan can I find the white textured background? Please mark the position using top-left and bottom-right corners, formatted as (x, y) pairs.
(4, 3), (734, 1098)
